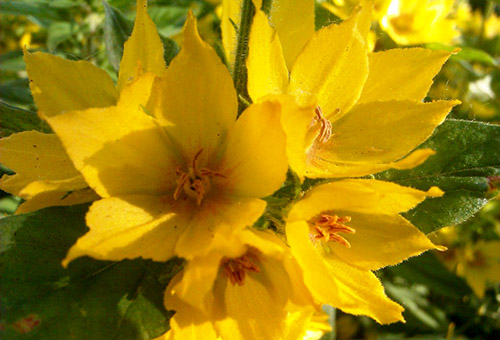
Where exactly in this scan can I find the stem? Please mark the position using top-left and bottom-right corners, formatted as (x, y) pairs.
(233, 0), (255, 116)
(261, 0), (273, 15)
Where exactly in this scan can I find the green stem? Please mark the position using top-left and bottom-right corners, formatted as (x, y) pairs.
(261, 0), (273, 15)
(233, 0), (255, 116)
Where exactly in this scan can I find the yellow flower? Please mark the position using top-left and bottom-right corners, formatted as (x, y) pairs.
(160, 229), (318, 340)
(44, 12), (288, 264)
(379, 0), (460, 45)
(432, 226), (500, 298)
(246, 2), (460, 179)
(286, 179), (444, 324)
(457, 241), (500, 298)
(0, 0), (165, 213)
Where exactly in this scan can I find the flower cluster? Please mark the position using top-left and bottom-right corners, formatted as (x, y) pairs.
(0, 0), (460, 339)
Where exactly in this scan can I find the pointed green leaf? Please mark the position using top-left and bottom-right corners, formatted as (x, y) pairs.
(102, 0), (133, 71)
(0, 101), (51, 137)
(376, 119), (500, 234)
(0, 204), (182, 339)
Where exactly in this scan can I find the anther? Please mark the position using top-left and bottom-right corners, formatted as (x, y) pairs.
(222, 252), (260, 286)
(311, 106), (333, 143)
(173, 149), (225, 205)
(310, 214), (355, 248)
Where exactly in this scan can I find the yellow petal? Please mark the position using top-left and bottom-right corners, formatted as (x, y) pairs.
(288, 9), (369, 121)
(289, 179), (443, 222)
(0, 131), (87, 198)
(170, 252), (228, 315)
(359, 48), (451, 103)
(24, 51), (118, 117)
(247, 10), (288, 101)
(63, 195), (187, 266)
(278, 97), (316, 181)
(286, 221), (404, 324)
(330, 211), (439, 270)
(215, 263), (288, 340)
(268, 0), (315, 69)
(117, 0), (166, 92)
(175, 197), (266, 259)
(152, 12), (237, 162)
(163, 274), (219, 340)
(306, 100), (460, 178)
(218, 99), (287, 198)
(15, 188), (99, 214)
(221, 0), (243, 72)
(46, 75), (177, 198)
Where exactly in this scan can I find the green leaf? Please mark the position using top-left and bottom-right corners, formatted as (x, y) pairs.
(426, 43), (499, 67)
(162, 37), (179, 66)
(0, 79), (34, 106)
(47, 22), (75, 51)
(375, 119), (500, 234)
(0, 204), (181, 339)
(102, 0), (133, 71)
(0, 101), (50, 137)
(0, 50), (26, 72)
(0, 1), (61, 21)
(385, 252), (472, 300)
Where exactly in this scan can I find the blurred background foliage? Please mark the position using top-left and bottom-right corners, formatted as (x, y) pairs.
(0, 0), (498, 339)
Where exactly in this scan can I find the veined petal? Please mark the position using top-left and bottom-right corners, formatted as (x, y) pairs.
(306, 100), (459, 178)
(268, 0), (315, 69)
(288, 179), (443, 222)
(247, 10), (288, 101)
(152, 12), (237, 163)
(15, 188), (98, 214)
(218, 99), (287, 198)
(288, 8), (369, 120)
(117, 0), (166, 92)
(359, 48), (452, 103)
(221, 0), (243, 72)
(175, 197), (266, 259)
(63, 195), (188, 266)
(24, 51), (118, 117)
(287, 221), (404, 324)
(46, 75), (177, 197)
(329, 211), (440, 271)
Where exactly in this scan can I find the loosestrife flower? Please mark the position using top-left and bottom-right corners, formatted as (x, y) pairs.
(0, 0), (165, 213)
(379, 0), (460, 45)
(46, 12), (288, 264)
(247, 1), (460, 179)
(159, 229), (318, 340)
(322, 0), (460, 46)
(432, 227), (500, 298)
(286, 179), (445, 323)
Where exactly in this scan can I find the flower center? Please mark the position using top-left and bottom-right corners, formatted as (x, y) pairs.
(173, 148), (225, 205)
(309, 214), (355, 248)
(222, 250), (261, 286)
(309, 106), (333, 144)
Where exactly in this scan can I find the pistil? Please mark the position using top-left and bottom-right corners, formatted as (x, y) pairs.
(173, 148), (225, 205)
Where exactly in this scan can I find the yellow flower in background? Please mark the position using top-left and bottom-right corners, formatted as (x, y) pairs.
(160, 229), (318, 340)
(321, 0), (390, 20)
(457, 3), (500, 40)
(432, 226), (500, 298)
(0, 0), (165, 214)
(286, 179), (444, 324)
(46, 12), (288, 265)
(246, 1), (459, 179)
(379, 0), (460, 45)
